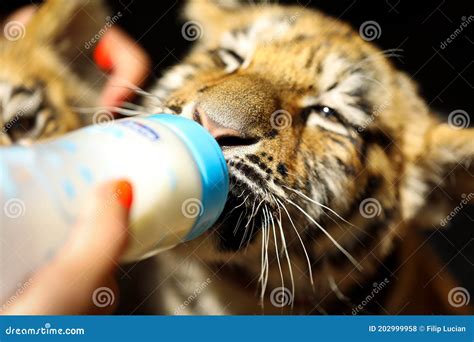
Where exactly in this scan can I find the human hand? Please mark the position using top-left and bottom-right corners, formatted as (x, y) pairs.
(94, 27), (152, 107)
(2, 180), (132, 315)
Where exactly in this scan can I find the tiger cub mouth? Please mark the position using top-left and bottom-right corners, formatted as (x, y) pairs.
(215, 149), (294, 252)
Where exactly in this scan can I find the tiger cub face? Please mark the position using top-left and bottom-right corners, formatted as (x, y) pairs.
(146, 1), (474, 303)
(0, 41), (81, 145)
(0, 1), (106, 145)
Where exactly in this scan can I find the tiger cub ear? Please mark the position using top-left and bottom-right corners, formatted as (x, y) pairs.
(183, 0), (250, 45)
(404, 122), (474, 226)
(423, 123), (474, 195)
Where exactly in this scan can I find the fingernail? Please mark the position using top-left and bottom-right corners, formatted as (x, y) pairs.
(93, 39), (113, 71)
(115, 180), (133, 209)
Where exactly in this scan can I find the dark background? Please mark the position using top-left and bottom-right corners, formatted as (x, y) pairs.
(2, 0), (473, 293)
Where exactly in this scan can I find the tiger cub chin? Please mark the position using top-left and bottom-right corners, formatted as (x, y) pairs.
(135, 0), (474, 315)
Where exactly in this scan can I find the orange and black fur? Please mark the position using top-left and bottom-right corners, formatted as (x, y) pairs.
(1, 0), (473, 314)
(0, 0), (106, 145)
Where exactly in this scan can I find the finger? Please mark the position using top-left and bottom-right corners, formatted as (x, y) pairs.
(98, 27), (151, 107)
(4, 180), (133, 315)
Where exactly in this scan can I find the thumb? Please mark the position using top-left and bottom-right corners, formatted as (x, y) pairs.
(64, 179), (132, 270)
(3, 180), (133, 315)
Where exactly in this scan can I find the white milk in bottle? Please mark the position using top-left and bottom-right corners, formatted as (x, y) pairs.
(0, 114), (228, 304)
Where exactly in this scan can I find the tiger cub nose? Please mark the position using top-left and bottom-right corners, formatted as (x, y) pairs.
(193, 106), (259, 148)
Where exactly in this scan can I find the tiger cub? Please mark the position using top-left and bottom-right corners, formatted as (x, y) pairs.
(0, 0), (106, 145)
(136, 0), (474, 315)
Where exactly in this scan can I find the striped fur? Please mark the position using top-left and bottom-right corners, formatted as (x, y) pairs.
(0, 0), (106, 145)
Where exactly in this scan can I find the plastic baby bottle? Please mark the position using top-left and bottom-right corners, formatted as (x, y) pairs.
(0, 114), (228, 304)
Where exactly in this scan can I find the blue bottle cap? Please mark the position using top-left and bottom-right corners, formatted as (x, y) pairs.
(146, 114), (229, 241)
